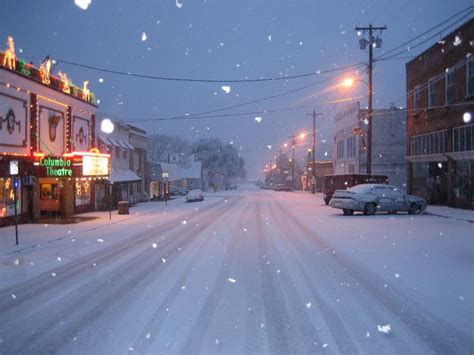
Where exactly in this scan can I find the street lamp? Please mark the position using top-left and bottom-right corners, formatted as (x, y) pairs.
(341, 77), (373, 175)
(285, 133), (306, 189)
(100, 118), (115, 220)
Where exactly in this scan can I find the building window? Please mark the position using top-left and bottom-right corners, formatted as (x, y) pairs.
(116, 147), (120, 157)
(453, 124), (473, 152)
(411, 130), (448, 156)
(445, 69), (455, 103)
(467, 58), (474, 97)
(414, 85), (421, 110)
(428, 78), (436, 108)
(336, 140), (344, 159)
(75, 180), (91, 206)
(123, 149), (127, 159)
(41, 183), (59, 200)
(0, 178), (21, 217)
(346, 136), (356, 158)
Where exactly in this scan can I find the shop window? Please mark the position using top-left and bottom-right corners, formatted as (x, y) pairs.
(0, 178), (21, 218)
(428, 78), (436, 108)
(445, 69), (455, 104)
(413, 85), (421, 110)
(453, 124), (474, 152)
(41, 183), (59, 200)
(75, 180), (91, 206)
(467, 58), (474, 97)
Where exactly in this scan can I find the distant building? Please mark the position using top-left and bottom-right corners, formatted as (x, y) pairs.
(96, 121), (146, 208)
(406, 19), (474, 208)
(332, 102), (407, 190)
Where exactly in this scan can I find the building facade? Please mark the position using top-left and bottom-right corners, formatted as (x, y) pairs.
(333, 102), (407, 190)
(96, 121), (146, 209)
(406, 19), (474, 209)
(1, 37), (109, 226)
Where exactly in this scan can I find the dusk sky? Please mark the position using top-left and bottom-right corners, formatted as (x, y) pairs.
(1, 0), (472, 179)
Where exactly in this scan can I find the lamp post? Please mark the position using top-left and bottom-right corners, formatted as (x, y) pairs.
(100, 118), (114, 220)
(306, 110), (322, 194)
(341, 77), (372, 174)
(286, 133), (306, 189)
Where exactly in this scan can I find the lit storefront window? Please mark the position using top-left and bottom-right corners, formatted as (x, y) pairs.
(75, 180), (91, 206)
(0, 178), (21, 217)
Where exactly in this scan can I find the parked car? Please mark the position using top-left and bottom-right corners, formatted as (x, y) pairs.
(322, 174), (389, 205)
(274, 183), (294, 192)
(329, 183), (427, 216)
(186, 189), (204, 202)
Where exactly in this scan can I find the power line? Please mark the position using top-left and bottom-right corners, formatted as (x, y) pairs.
(120, 96), (364, 123)
(375, 11), (474, 63)
(375, 5), (473, 61)
(57, 59), (363, 84)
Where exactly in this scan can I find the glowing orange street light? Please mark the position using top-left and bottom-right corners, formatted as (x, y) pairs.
(342, 78), (355, 88)
(299, 132), (306, 139)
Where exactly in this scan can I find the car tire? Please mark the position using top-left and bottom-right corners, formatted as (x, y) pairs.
(364, 202), (377, 216)
(343, 209), (354, 216)
(408, 203), (421, 215)
(324, 199), (330, 206)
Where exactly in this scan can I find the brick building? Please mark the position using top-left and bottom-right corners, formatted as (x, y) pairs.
(333, 102), (407, 190)
(406, 19), (474, 209)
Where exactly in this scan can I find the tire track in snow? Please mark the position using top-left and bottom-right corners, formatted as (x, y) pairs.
(179, 199), (252, 353)
(133, 199), (251, 353)
(268, 201), (359, 354)
(254, 197), (320, 354)
(0, 197), (238, 314)
(0, 197), (242, 354)
(273, 201), (474, 354)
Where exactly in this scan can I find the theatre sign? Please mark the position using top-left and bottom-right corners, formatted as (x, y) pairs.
(34, 150), (110, 178)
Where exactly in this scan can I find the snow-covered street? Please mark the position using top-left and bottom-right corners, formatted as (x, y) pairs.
(0, 185), (473, 354)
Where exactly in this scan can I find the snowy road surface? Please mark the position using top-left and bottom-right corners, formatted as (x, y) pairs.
(0, 186), (473, 354)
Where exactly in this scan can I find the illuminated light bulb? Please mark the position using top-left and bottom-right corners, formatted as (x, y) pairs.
(463, 112), (472, 123)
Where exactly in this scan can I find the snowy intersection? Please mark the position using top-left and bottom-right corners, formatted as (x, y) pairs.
(0, 186), (473, 354)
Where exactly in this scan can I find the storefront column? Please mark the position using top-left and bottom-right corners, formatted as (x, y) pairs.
(32, 182), (41, 221)
(61, 179), (75, 218)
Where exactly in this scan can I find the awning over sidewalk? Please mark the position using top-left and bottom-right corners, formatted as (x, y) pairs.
(98, 135), (134, 150)
(109, 168), (141, 183)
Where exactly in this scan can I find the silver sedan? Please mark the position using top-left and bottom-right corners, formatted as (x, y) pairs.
(329, 184), (427, 216)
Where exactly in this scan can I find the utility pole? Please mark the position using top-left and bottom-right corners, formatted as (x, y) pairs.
(355, 24), (387, 175)
(306, 110), (322, 194)
(291, 134), (296, 189)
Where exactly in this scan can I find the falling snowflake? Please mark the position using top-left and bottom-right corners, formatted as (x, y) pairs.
(395, 273), (400, 278)
(97, 238), (104, 243)
(141, 32), (147, 42)
(162, 258), (166, 263)
(152, 243), (157, 248)
(57, 257), (62, 262)
(228, 278), (236, 283)
(377, 324), (391, 333)
(221, 86), (231, 94)
(74, 0), (91, 10)
(176, 0), (183, 8)
(99, 78), (104, 83)
(260, 323), (265, 328)
(255, 116), (263, 123)
(11, 294), (16, 299)
(146, 333), (151, 339)
(366, 331), (370, 337)
(267, 34), (272, 42)
(215, 338), (219, 344)
(322, 344), (328, 348)
(266, 145), (272, 150)
(453, 36), (462, 46)
(276, 269), (281, 273)
(14, 259), (19, 265)
(299, 41), (303, 46)
(306, 302), (312, 308)
(182, 220), (187, 225)
(51, 272), (56, 277)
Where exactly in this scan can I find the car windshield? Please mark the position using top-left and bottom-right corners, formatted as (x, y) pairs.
(348, 184), (374, 193)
